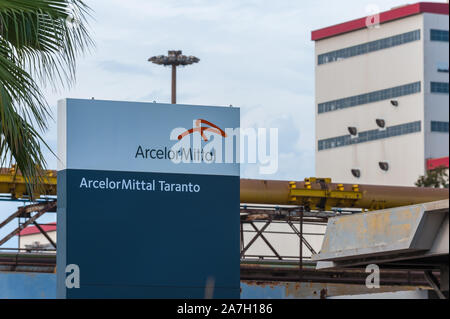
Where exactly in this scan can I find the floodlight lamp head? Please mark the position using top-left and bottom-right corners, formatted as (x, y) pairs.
(148, 50), (200, 66)
(351, 169), (361, 178)
(376, 119), (386, 128)
(348, 126), (358, 136)
(390, 100), (399, 107)
(379, 162), (389, 171)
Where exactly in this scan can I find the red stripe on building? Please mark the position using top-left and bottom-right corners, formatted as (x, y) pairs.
(427, 156), (449, 170)
(18, 222), (57, 236)
(311, 2), (449, 41)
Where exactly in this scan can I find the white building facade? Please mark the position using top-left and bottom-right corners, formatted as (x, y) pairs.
(312, 2), (449, 186)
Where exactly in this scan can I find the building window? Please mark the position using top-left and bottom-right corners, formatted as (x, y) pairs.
(431, 82), (449, 94)
(318, 82), (421, 114)
(318, 29), (420, 65)
(431, 121), (449, 133)
(318, 121), (421, 151)
(437, 62), (449, 73)
(430, 29), (449, 42)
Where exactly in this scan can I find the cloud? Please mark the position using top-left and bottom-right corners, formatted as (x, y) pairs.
(97, 60), (152, 77)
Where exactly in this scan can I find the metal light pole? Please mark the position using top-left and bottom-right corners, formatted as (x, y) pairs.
(148, 50), (200, 104)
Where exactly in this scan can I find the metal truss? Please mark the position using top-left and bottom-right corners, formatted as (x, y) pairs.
(240, 205), (334, 277)
(0, 201), (57, 250)
(0, 201), (445, 292)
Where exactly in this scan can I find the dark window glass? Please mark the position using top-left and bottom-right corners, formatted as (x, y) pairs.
(431, 82), (449, 94)
(430, 29), (449, 42)
(318, 30), (420, 65)
(318, 82), (421, 114)
(431, 121), (449, 133)
(318, 121), (421, 151)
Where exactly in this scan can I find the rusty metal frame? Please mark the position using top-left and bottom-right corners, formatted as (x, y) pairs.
(240, 205), (327, 263)
(0, 200), (446, 293)
(241, 262), (440, 286)
(424, 270), (446, 299)
(248, 221), (282, 260)
(240, 219), (272, 259)
(0, 201), (56, 247)
(286, 219), (317, 255)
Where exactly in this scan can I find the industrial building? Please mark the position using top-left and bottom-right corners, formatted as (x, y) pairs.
(313, 2), (449, 186)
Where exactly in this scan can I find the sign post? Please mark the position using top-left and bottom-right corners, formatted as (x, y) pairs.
(57, 99), (240, 298)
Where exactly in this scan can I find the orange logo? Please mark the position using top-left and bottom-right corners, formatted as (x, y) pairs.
(178, 119), (227, 141)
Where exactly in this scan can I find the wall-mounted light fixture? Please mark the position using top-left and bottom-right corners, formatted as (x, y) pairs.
(379, 162), (389, 171)
(351, 169), (361, 178)
(348, 127), (358, 136)
(376, 119), (386, 128)
(390, 100), (399, 106)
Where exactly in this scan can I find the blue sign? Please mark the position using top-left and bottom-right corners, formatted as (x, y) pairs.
(57, 99), (240, 298)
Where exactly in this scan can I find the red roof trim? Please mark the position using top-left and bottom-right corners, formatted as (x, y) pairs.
(18, 222), (57, 236)
(427, 156), (449, 170)
(311, 2), (449, 41)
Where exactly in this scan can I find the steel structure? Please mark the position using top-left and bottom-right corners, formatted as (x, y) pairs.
(241, 262), (439, 287)
(314, 200), (449, 298)
(0, 201), (57, 248)
(314, 200), (449, 268)
(0, 250), (437, 288)
(1, 168), (447, 210)
(240, 204), (330, 279)
(0, 201), (447, 298)
(0, 167), (448, 297)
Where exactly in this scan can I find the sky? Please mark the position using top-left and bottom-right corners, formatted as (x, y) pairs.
(1, 0), (447, 247)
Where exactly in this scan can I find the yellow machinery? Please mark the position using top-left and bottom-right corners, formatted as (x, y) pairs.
(240, 178), (449, 211)
(0, 167), (57, 200)
(1, 167), (448, 210)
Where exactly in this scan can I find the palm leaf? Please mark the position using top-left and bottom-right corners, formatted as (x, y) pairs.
(0, 0), (93, 87)
(0, 0), (93, 198)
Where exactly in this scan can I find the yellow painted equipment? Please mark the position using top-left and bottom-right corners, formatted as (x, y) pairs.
(0, 167), (57, 200)
(1, 168), (448, 210)
(240, 178), (449, 211)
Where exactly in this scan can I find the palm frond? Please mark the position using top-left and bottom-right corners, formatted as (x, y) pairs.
(0, 39), (49, 129)
(0, 82), (50, 194)
(0, 0), (93, 197)
(0, 0), (93, 88)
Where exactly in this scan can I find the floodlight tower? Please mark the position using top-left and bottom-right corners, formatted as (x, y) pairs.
(148, 50), (200, 104)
